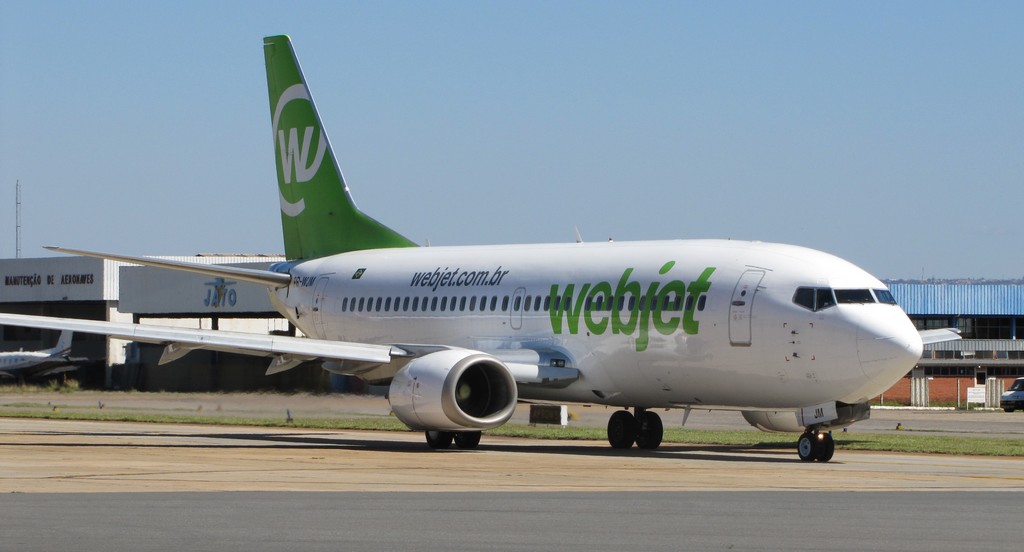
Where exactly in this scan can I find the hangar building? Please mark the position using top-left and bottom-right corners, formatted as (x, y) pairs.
(885, 282), (1024, 408)
(0, 254), (338, 391)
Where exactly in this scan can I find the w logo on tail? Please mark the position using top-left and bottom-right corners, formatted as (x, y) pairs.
(273, 83), (328, 217)
(279, 126), (325, 184)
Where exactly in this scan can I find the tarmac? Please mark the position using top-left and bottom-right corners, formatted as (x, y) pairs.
(4, 491), (1018, 552)
(2, 391), (1021, 551)
(0, 392), (1022, 493)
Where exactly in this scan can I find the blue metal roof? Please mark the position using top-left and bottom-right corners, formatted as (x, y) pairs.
(888, 284), (1024, 316)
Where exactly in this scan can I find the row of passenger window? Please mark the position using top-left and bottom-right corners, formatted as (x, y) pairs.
(341, 295), (505, 314)
(339, 292), (708, 315)
(792, 287), (898, 312)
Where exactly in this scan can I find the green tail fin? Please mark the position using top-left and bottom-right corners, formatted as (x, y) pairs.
(263, 35), (417, 260)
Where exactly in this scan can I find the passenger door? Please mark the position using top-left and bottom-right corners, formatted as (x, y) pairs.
(312, 276), (331, 338)
(729, 270), (765, 346)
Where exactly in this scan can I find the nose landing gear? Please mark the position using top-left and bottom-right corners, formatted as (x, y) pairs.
(797, 430), (834, 462)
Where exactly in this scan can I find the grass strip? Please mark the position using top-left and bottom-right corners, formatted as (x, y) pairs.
(2, 407), (1021, 457)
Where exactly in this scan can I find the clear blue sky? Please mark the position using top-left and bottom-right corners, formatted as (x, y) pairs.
(1, 1), (1021, 279)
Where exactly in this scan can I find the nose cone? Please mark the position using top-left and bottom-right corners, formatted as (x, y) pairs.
(857, 313), (923, 384)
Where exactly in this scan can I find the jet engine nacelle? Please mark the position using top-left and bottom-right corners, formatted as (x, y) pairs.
(389, 349), (518, 431)
(743, 401), (871, 433)
(741, 410), (805, 433)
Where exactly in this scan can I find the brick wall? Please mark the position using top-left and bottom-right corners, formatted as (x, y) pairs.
(873, 376), (990, 405)
(875, 376), (911, 404)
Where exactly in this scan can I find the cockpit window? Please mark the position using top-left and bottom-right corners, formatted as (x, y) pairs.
(873, 289), (898, 305)
(834, 289), (875, 304)
(816, 288), (836, 310)
(793, 287), (836, 312)
(793, 288), (814, 310)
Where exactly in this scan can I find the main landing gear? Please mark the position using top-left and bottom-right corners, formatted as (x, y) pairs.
(424, 430), (482, 450)
(797, 430), (834, 462)
(607, 408), (664, 450)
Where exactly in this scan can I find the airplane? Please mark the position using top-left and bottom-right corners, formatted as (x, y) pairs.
(0, 35), (960, 461)
(0, 330), (84, 379)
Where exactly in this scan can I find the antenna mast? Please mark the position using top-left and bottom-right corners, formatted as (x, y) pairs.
(15, 180), (22, 258)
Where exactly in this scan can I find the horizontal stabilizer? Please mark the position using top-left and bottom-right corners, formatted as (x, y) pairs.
(919, 328), (962, 345)
(45, 246), (292, 287)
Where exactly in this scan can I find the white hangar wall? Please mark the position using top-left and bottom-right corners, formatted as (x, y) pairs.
(1, 256), (129, 379)
(118, 257), (284, 315)
(0, 256), (122, 302)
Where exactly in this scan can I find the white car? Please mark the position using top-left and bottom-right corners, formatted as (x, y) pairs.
(1001, 377), (1024, 412)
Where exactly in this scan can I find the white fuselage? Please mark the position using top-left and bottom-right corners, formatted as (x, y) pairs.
(0, 350), (54, 371)
(0, 333), (72, 377)
(270, 239), (922, 410)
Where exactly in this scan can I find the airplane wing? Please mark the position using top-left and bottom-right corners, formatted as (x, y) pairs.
(30, 363), (83, 377)
(0, 357), (84, 379)
(0, 313), (394, 375)
(918, 328), (962, 345)
(0, 313), (580, 386)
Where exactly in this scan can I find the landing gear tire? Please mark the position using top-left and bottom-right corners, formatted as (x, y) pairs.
(607, 410), (638, 449)
(797, 431), (835, 462)
(797, 432), (816, 462)
(425, 430), (455, 449)
(635, 411), (664, 450)
(454, 431), (482, 450)
(814, 433), (835, 462)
